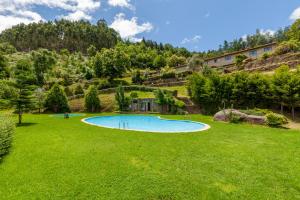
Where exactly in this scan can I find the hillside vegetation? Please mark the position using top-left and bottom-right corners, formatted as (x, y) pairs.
(0, 18), (300, 122)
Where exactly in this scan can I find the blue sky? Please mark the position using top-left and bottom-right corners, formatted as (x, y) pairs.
(0, 0), (299, 51)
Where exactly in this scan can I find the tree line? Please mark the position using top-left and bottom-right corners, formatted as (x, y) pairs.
(187, 65), (300, 120)
(0, 19), (120, 53)
(200, 28), (290, 59)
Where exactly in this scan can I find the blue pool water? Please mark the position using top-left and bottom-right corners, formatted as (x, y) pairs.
(51, 113), (85, 118)
(82, 115), (210, 133)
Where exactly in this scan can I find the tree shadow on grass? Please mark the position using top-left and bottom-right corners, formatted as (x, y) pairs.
(16, 123), (38, 127)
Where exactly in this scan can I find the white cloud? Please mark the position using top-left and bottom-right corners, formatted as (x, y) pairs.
(62, 10), (92, 21)
(260, 29), (275, 36)
(108, 0), (134, 10)
(0, 0), (101, 32)
(110, 13), (153, 42)
(181, 35), (202, 44)
(0, 15), (42, 32)
(290, 7), (300, 20)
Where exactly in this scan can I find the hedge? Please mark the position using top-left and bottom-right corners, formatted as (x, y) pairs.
(0, 115), (15, 161)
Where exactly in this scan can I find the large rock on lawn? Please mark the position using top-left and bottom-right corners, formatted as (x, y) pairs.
(214, 109), (266, 125)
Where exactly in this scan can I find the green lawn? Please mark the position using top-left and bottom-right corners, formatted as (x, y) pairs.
(0, 114), (300, 199)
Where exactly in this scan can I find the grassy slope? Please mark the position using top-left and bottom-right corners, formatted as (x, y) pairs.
(69, 91), (155, 112)
(0, 114), (300, 199)
(160, 86), (188, 97)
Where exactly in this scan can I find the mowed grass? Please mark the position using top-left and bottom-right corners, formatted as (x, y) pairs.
(0, 114), (300, 199)
(161, 86), (189, 97)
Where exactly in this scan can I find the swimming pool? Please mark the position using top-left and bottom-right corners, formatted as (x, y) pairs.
(82, 115), (210, 133)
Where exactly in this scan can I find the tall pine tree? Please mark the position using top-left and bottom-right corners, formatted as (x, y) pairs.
(13, 59), (35, 124)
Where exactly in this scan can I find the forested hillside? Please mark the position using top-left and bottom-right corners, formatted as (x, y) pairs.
(0, 20), (120, 53)
(0, 18), (300, 119)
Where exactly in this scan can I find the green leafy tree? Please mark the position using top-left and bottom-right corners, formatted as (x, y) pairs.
(45, 83), (70, 113)
(32, 49), (56, 85)
(284, 71), (300, 120)
(87, 45), (97, 57)
(0, 54), (9, 79)
(187, 73), (209, 106)
(272, 65), (290, 114)
(13, 59), (36, 124)
(93, 53), (104, 78)
(153, 55), (166, 69)
(74, 84), (84, 95)
(187, 54), (204, 71)
(115, 85), (130, 111)
(0, 80), (17, 109)
(64, 86), (73, 97)
(167, 55), (186, 68)
(0, 42), (16, 54)
(34, 88), (45, 114)
(85, 85), (101, 112)
(93, 48), (130, 81)
(131, 70), (143, 84)
(154, 89), (176, 113)
(287, 19), (300, 41)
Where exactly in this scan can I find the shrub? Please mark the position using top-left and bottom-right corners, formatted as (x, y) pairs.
(0, 80), (17, 109)
(0, 42), (16, 54)
(260, 52), (271, 60)
(74, 84), (84, 95)
(175, 100), (185, 109)
(131, 70), (144, 84)
(240, 109), (271, 116)
(160, 66), (176, 79)
(266, 113), (288, 127)
(274, 40), (300, 55)
(115, 85), (131, 111)
(130, 92), (138, 99)
(64, 86), (73, 97)
(228, 111), (242, 123)
(0, 114), (15, 161)
(85, 85), (101, 112)
(98, 79), (111, 90)
(234, 54), (248, 69)
(45, 83), (70, 113)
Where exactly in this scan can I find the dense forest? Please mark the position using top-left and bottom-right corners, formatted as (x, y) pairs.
(0, 20), (120, 53)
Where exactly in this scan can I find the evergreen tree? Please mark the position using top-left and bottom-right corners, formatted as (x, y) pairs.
(13, 59), (36, 124)
(85, 85), (101, 112)
(45, 83), (70, 113)
(115, 85), (130, 111)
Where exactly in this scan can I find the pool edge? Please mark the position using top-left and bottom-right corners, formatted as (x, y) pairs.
(81, 115), (211, 133)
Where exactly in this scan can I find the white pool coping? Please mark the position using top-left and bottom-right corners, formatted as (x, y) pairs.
(81, 115), (211, 133)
